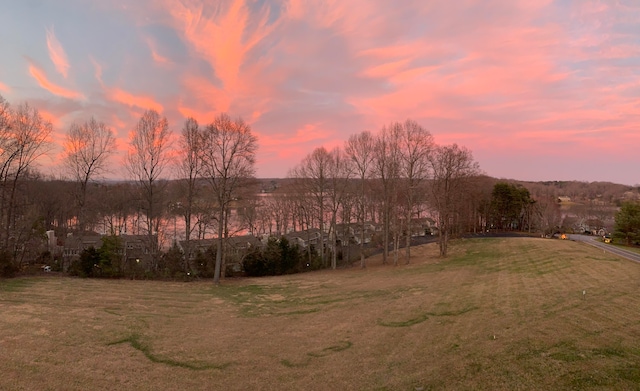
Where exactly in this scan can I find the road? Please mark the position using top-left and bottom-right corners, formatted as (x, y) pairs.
(568, 234), (640, 264)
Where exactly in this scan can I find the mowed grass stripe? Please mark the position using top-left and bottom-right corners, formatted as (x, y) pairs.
(3, 237), (640, 390)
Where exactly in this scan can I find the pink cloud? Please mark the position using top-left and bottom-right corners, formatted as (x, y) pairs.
(164, 0), (636, 184)
(177, 105), (211, 125)
(105, 87), (163, 113)
(178, 74), (229, 117)
(27, 61), (84, 100)
(45, 26), (70, 78)
(89, 56), (103, 83)
(164, 0), (279, 109)
(145, 37), (171, 65)
(286, 0), (348, 29)
(7, 0), (640, 184)
(38, 109), (60, 128)
(256, 124), (332, 148)
(360, 58), (412, 79)
(109, 114), (127, 132)
(253, 123), (335, 173)
(0, 81), (9, 93)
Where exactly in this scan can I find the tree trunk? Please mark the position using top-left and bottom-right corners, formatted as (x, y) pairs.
(382, 202), (389, 264)
(213, 204), (225, 285)
(405, 202), (412, 264)
(360, 178), (366, 269)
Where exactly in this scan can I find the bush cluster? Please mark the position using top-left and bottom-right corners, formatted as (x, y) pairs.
(1, 234), (330, 280)
(68, 235), (123, 278)
(243, 237), (312, 277)
(69, 246), (121, 278)
(0, 250), (17, 277)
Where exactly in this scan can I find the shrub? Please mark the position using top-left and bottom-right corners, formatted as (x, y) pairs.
(0, 250), (17, 277)
(194, 245), (216, 278)
(302, 245), (323, 271)
(242, 248), (271, 277)
(69, 247), (100, 278)
(242, 237), (306, 277)
(159, 243), (189, 279)
(98, 235), (123, 278)
(70, 243), (123, 278)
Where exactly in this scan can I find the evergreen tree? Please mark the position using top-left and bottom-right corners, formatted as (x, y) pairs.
(614, 202), (640, 245)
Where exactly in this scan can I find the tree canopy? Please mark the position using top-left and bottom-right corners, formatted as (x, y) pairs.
(489, 182), (534, 231)
(614, 202), (640, 245)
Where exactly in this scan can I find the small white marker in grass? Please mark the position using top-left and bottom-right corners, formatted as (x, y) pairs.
(582, 290), (586, 299)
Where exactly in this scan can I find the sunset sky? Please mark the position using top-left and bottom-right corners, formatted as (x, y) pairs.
(1, 1), (638, 185)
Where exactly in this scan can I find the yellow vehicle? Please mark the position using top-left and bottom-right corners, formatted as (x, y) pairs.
(560, 234), (567, 240)
(604, 235), (613, 244)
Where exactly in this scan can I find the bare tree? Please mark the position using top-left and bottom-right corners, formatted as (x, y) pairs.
(536, 195), (562, 236)
(373, 123), (402, 265)
(125, 109), (172, 264)
(176, 117), (203, 270)
(261, 191), (293, 237)
(1, 103), (52, 250)
(289, 190), (317, 266)
(289, 147), (332, 267)
(96, 182), (135, 236)
(0, 95), (13, 186)
(238, 195), (261, 237)
(0, 95), (10, 146)
(326, 146), (353, 269)
(200, 113), (258, 285)
(465, 175), (495, 234)
(63, 117), (115, 231)
(338, 181), (357, 264)
(345, 130), (375, 268)
(399, 120), (434, 264)
(428, 144), (481, 257)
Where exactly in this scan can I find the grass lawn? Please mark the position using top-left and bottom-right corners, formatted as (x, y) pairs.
(610, 242), (640, 255)
(2, 237), (640, 390)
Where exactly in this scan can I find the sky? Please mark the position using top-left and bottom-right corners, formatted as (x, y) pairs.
(0, 0), (639, 185)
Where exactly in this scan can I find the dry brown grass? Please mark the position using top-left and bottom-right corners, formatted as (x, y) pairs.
(3, 237), (640, 390)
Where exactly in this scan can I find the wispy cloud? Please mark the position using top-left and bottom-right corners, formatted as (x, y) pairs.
(45, 26), (70, 78)
(89, 56), (103, 84)
(38, 109), (61, 129)
(2, 0), (639, 183)
(145, 37), (171, 65)
(105, 86), (163, 113)
(26, 59), (83, 100)
(254, 123), (339, 168)
(164, 0), (279, 115)
(256, 124), (332, 147)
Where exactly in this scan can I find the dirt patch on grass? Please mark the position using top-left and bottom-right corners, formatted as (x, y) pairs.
(3, 238), (640, 390)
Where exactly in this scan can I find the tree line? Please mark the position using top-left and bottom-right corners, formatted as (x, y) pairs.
(2, 93), (629, 280)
